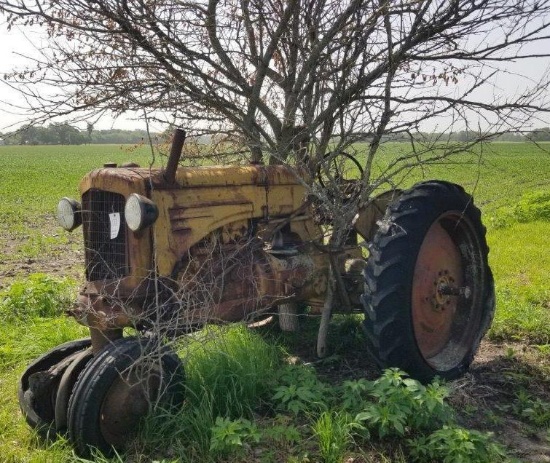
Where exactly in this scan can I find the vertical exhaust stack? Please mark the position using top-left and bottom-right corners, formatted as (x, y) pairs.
(164, 128), (186, 184)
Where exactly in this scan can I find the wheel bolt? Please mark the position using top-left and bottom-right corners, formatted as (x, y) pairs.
(438, 283), (471, 299)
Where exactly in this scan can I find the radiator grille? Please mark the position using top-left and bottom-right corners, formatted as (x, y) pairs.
(82, 190), (128, 281)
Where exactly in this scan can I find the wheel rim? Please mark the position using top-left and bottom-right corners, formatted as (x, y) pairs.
(412, 213), (482, 371)
(99, 362), (161, 447)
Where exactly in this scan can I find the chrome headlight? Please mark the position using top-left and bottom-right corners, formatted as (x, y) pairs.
(124, 194), (159, 231)
(57, 197), (82, 231)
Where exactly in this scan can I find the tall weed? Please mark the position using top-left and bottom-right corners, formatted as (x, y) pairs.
(313, 411), (353, 463)
(181, 324), (281, 417)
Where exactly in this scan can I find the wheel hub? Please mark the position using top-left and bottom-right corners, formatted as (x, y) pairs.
(431, 272), (471, 308)
(431, 271), (454, 311)
(99, 370), (159, 446)
(412, 220), (464, 359)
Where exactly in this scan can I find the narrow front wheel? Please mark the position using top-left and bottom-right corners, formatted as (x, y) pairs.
(67, 337), (185, 457)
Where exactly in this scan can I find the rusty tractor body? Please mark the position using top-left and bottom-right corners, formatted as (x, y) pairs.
(19, 130), (495, 456)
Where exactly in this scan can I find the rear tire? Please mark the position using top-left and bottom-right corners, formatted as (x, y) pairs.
(362, 181), (495, 382)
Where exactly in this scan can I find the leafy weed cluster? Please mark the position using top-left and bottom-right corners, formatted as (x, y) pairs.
(134, 329), (510, 463)
(491, 189), (550, 229)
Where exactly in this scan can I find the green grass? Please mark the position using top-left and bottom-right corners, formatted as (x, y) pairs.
(1, 141), (550, 461)
(488, 221), (550, 343)
(179, 324), (281, 417)
(0, 144), (165, 273)
(363, 141), (550, 213)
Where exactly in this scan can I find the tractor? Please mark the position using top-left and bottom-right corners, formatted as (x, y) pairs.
(18, 129), (495, 456)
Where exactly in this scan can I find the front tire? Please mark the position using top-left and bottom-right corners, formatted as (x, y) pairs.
(18, 338), (91, 438)
(363, 181), (495, 382)
(67, 337), (185, 457)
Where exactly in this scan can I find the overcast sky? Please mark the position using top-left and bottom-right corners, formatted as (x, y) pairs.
(0, 23), (147, 132)
(1, 19), (550, 134)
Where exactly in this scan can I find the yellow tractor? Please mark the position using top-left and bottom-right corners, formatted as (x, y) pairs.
(18, 129), (494, 456)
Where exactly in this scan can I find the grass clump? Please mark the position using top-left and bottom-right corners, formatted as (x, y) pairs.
(0, 273), (75, 321)
(513, 190), (550, 223)
(182, 324), (282, 417)
(0, 274), (85, 368)
(491, 189), (550, 229)
(312, 411), (353, 463)
(141, 324), (282, 461)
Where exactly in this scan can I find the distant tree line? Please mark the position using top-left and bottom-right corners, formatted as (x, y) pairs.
(526, 127), (550, 142)
(385, 130), (530, 143)
(0, 123), (161, 145)
(1, 124), (549, 146)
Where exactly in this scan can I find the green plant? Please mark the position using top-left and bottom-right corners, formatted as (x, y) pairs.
(514, 190), (550, 223)
(139, 325), (281, 462)
(484, 410), (504, 427)
(262, 418), (302, 447)
(312, 411), (353, 463)
(181, 324), (281, 418)
(209, 417), (261, 458)
(140, 388), (219, 462)
(0, 273), (75, 321)
(513, 390), (550, 427)
(141, 325), (280, 462)
(354, 369), (452, 438)
(340, 378), (372, 413)
(408, 426), (508, 463)
(271, 364), (329, 415)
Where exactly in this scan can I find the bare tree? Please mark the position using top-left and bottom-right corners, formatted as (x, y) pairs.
(2, 0), (550, 235)
(11, 4), (550, 454)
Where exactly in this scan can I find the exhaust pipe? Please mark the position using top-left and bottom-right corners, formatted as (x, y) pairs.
(164, 128), (186, 184)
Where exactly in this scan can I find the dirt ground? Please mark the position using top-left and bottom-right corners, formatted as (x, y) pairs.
(457, 342), (550, 462)
(2, 232), (549, 462)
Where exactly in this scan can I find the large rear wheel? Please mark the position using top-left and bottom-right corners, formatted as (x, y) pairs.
(67, 337), (185, 457)
(363, 181), (495, 382)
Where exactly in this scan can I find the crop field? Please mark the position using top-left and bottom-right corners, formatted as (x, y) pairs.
(0, 142), (549, 462)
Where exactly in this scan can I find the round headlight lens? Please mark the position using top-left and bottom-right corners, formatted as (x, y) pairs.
(124, 194), (158, 231)
(57, 197), (82, 231)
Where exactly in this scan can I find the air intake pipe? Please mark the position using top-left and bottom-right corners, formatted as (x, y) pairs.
(164, 128), (186, 184)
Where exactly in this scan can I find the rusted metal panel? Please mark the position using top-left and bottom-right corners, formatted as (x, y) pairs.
(161, 164), (301, 188)
(72, 161), (359, 331)
(79, 167), (152, 197)
(149, 166), (305, 275)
